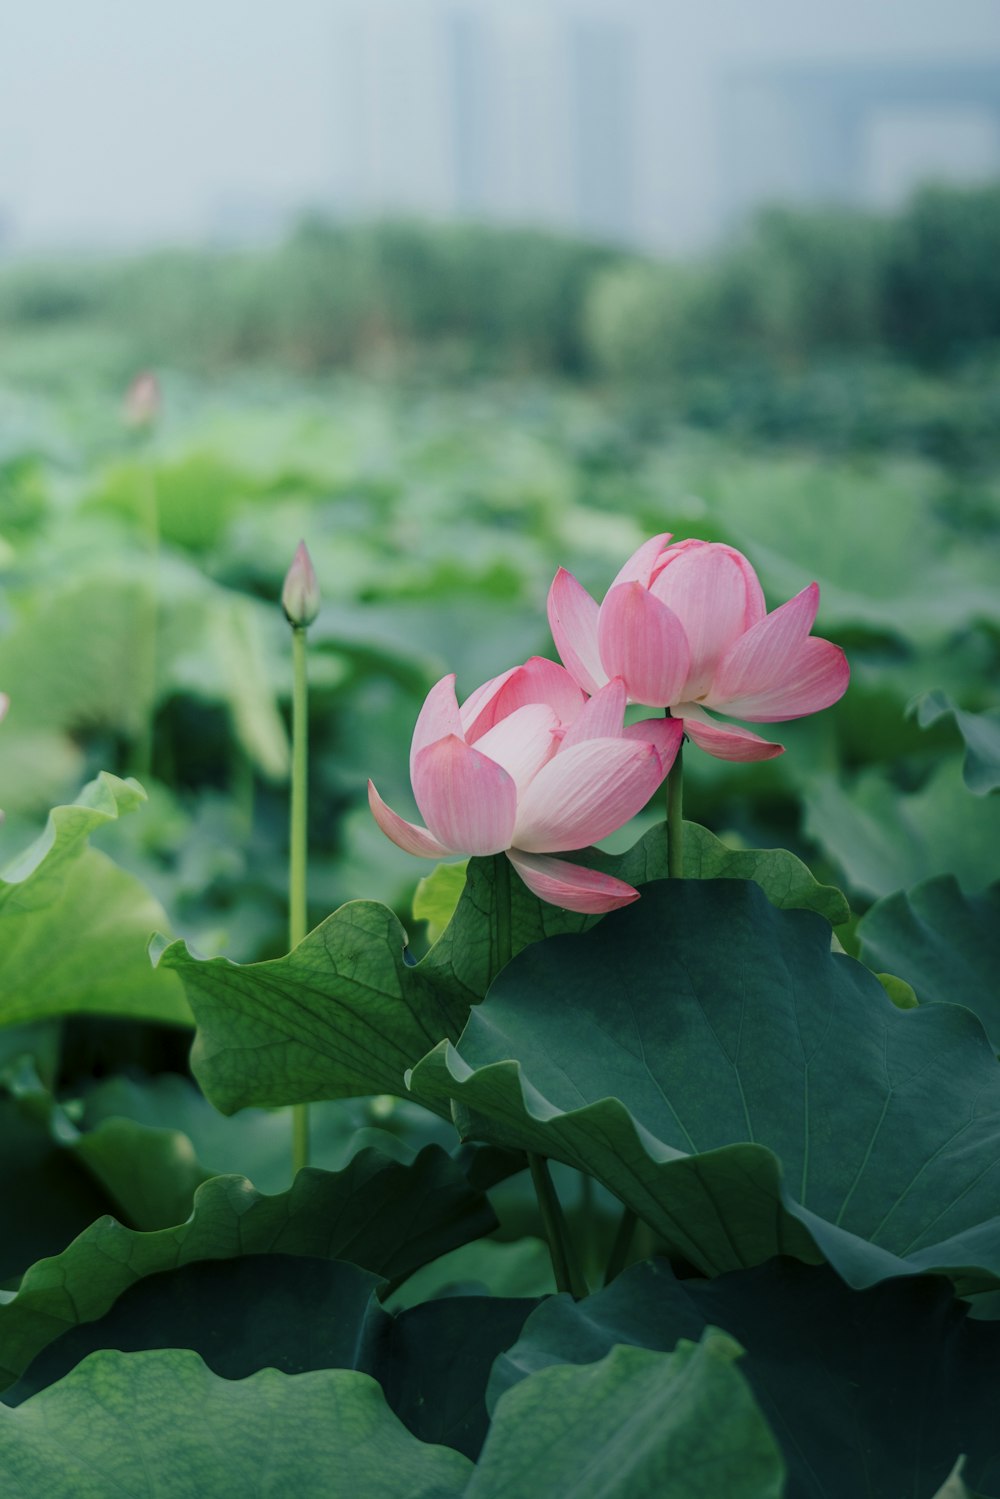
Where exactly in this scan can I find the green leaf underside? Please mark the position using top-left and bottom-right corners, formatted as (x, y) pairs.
(409, 881), (1000, 1292)
(911, 690), (1000, 795)
(8, 1256), (537, 1463)
(858, 877), (1000, 1048)
(0, 1349), (473, 1499)
(0, 772), (189, 1028)
(468, 1329), (785, 1499)
(0, 1147), (494, 1390)
(160, 822), (847, 1114)
(491, 1256), (1000, 1498)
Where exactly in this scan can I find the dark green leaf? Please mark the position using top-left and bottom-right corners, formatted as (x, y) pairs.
(470, 1328), (785, 1498)
(409, 880), (1000, 1291)
(491, 1256), (1000, 1499)
(0, 1146), (494, 1389)
(858, 878), (1000, 1047)
(160, 823), (847, 1113)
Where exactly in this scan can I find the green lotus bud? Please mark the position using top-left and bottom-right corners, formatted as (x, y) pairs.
(282, 540), (321, 627)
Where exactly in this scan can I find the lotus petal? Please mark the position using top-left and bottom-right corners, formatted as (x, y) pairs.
(506, 849), (640, 913)
(547, 569), (606, 696)
(597, 584), (691, 709)
(412, 735), (518, 855)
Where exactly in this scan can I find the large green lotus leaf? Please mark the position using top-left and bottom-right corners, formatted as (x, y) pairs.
(858, 877), (1000, 1047)
(0, 772), (188, 1027)
(468, 1328), (784, 1499)
(71, 1116), (212, 1232)
(490, 1257), (1000, 1499)
(409, 880), (1000, 1291)
(159, 823), (847, 1114)
(0, 559), (288, 778)
(78, 1072), (456, 1195)
(910, 690), (1000, 796)
(8, 1255), (536, 1462)
(803, 758), (1000, 901)
(0, 1086), (118, 1282)
(0, 1146), (494, 1389)
(0, 1349), (472, 1498)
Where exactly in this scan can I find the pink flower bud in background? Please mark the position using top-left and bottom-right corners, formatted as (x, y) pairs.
(369, 657), (683, 913)
(123, 370), (162, 429)
(548, 534), (849, 761)
(281, 540), (321, 628)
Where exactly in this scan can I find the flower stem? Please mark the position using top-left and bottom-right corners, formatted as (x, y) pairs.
(134, 453), (159, 781)
(495, 853), (587, 1298)
(666, 733), (684, 879)
(603, 1206), (637, 1286)
(529, 1154), (589, 1299)
(290, 624), (310, 1176)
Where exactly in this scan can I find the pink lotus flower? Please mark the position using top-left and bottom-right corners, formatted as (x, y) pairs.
(368, 657), (682, 913)
(548, 534), (849, 761)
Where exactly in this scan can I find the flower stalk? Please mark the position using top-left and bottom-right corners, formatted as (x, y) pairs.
(666, 731), (684, 880)
(283, 541), (320, 1179)
(493, 853), (587, 1298)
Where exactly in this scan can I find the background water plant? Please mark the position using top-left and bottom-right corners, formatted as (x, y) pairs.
(0, 198), (997, 1493)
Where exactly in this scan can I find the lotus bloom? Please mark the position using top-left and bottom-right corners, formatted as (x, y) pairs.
(369, 657), (682, 913)
(548, 534), (849, 761)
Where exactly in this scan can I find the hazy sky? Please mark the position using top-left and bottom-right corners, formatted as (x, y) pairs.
(2, 0), (999, 250)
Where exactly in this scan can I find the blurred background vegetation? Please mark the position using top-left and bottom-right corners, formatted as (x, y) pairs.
(1, 179), (998, 982)
(3, 183), (1000, 464)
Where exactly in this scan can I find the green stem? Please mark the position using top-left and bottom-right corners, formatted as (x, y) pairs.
(290, 625), (310, 1176)
(495, 853), (587, 1298)
(666, 731), (684, 879)
(603, 1207), (637, 1287)
(134, 455), (159, 780)
(529, 1154), (589, 1299)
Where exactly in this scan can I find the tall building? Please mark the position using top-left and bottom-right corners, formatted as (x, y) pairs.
(328, 0), (1000, 251)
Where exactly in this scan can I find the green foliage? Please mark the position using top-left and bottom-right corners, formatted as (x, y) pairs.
(472, 1330), (785, 1498)
(491, 1257), (1000, 1496)
(0, 1349), (474, 1498)
(0, 773), (188, 1028)
(0, 1147), (494, 1389)
(858, 877), (1000, 1045)
(160, 825), (849, 1114)
(910, 689), (1000, 795)
(411, 880), (1000, 1292)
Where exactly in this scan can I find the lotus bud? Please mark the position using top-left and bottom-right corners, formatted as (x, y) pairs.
(124, 370), (161, 429)
(282, 541), (321, 628)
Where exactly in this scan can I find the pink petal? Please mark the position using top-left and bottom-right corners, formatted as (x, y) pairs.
(507, 850), (640, 914)
(675, 705), (784, 762)
(460, 667), (519, 742)
(410, 674), (463, 783)
(559, 678), (628, 748)
(597, 584), (692, 708)
(472, 703), (560, 794)
(623, 715), (685, 773)
(368, 781), (454, 858)
(648, 542), (767, 700)
(489, 656), (587, 727)
(412, 735), (518, 855)
(547, 569), (607, 696)
(609, 532), (673, 589)
(514, 737), (666, 853)
(710, 584), (850, 722)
